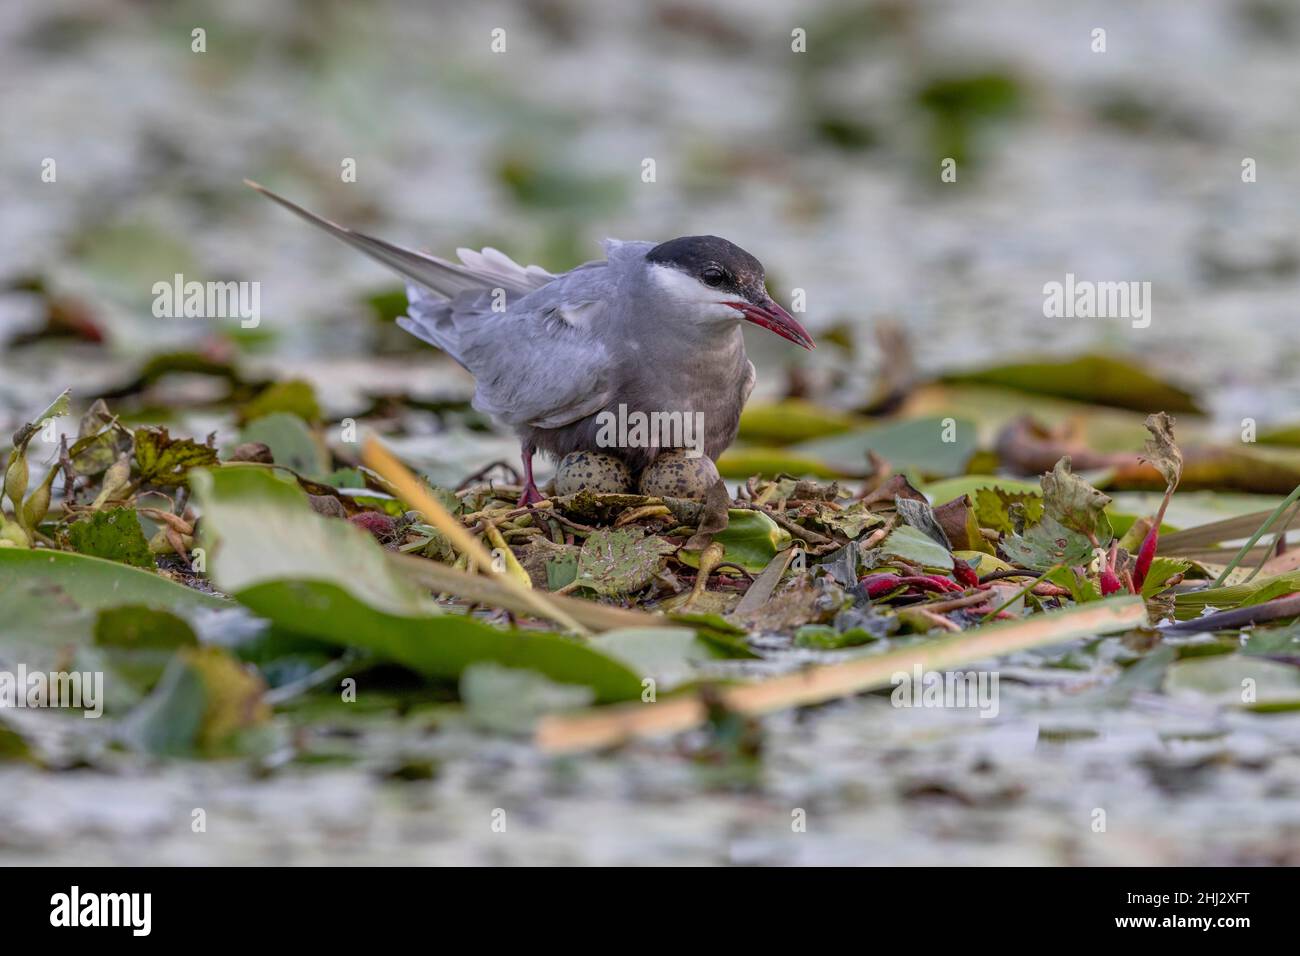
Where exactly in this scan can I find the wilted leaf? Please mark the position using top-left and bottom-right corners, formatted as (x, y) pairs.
(894, 496), (951, 548)
(807, 500), (882, 538)
(574, 528), (675, 596)
(1140, 411), (1183, 492)
(134, 426), (219, 486)
(1002, 515), (1095, 571)
(932, 494), (991, 553)
(1041, 456), (1112, 541)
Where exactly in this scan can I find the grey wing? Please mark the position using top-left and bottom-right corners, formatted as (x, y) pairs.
(245, 181), (625, 430)
(740, 359), (756, 406)
(407, 265), (621, 430)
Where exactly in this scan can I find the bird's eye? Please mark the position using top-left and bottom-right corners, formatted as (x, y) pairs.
(701, 267), (726, 287)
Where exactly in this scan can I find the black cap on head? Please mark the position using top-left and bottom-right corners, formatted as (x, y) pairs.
(646, 235), (767, 302)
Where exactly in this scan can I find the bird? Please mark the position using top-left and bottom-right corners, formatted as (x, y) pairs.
(245, 181), (814, 505)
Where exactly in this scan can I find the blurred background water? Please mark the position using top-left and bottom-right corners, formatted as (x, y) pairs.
(2, 0), (1300, 865)
(3, 0), (1299, 431)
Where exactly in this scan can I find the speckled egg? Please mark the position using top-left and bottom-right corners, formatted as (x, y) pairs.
(553, 451), (634, 495)
(637, 450), (720, 499)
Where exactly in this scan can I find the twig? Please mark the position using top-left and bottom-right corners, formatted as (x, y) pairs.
(536, 596), (1146, 752)
(456, 460), (519, 490)
(1159, 593), (1300, 634)
(363, 437), (587, 634)
(386, 552), (663, 631)
(978, 568), (1043, 583)
(735, 501), (833, 546)
(912, 608), (961, 632)
(913, 590), (993, 615)
(981, 562), (1065, 619)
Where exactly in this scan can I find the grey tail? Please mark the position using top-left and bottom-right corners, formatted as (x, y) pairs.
(244, 180), (485, 299)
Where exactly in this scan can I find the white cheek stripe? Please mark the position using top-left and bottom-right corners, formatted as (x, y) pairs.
(648, 263), (747, 306)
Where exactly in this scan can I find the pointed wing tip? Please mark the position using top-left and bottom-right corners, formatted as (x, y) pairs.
(243, 178), (265, 192)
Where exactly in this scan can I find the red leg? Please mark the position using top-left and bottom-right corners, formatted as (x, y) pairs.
(518, 442), (544, 507)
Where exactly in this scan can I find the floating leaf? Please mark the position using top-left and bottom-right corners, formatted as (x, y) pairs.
(120, 646), (271, 756)
(192, 467), (643, 701)
(240, 380), (322, 426)
(461, 664), (594, 734)
(715, 447), (839, 480)
(738, 400), (866, 444)
(790, 416), (978, 478)
(942, 353), (1200, 413)
(238, 412), (330, 480)
(924, 474), (1043, 507)
(590, 627), (720, 690)
(1165, 656), (1300, 711)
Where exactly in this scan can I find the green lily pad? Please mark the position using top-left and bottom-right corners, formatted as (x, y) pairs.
(240, 380), (322, 425)
(678, 509), (792, 573)
(590, 627), (721, 690)
(1165, 656), (1300, 711)
(192, 467), (644, 702)
(790, 416), (978, 479)
(942, 353), (1201, 413)
(238, 412), (330, 480)
(0, 549), (226, 712)
(738, 399), (866, 445)
(924, 475), (1043, 506)
(120, 646), (272, 756)
(460, 664), (594, 734)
